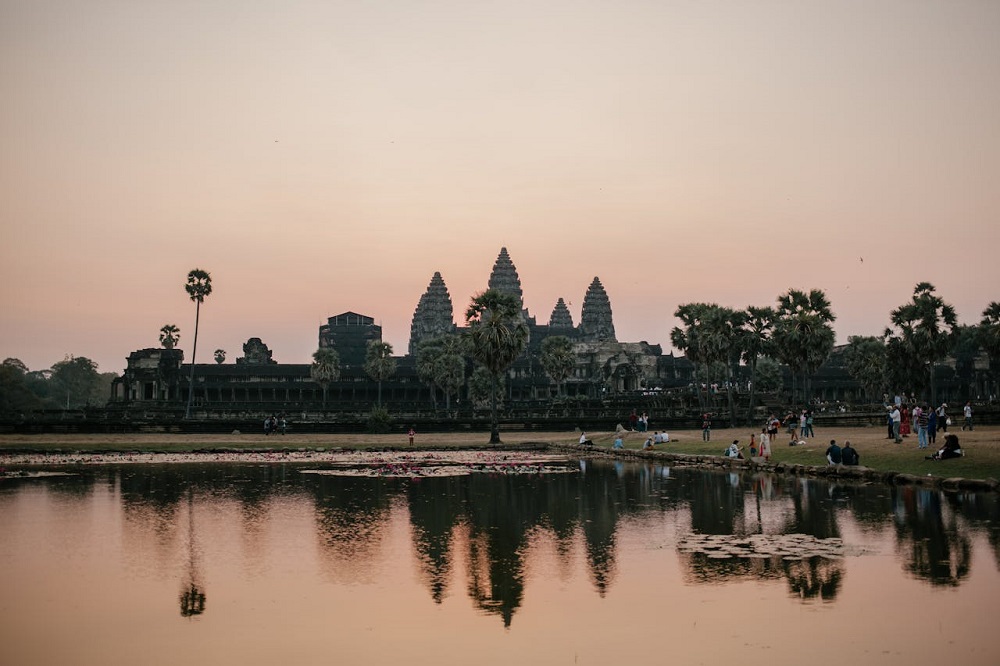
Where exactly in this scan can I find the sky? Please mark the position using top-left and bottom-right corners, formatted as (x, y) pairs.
(2, 0), (998, 375)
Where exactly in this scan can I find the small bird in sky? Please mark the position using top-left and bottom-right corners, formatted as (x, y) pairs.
(860, 256), (864, 263)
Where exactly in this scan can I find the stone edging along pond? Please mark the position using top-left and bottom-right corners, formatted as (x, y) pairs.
(549, 443), (1000, 494)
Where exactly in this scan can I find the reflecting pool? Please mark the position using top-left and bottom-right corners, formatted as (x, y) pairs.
(2, 456), (999, 665)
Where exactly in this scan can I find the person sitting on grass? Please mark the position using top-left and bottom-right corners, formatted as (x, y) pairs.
(579, 432), (593, 446)
(642, 437), (654, 450)
(725, 440), (744, 459)
(841, 441), (859, 466)
(825, 439), (842, 465)
(927, 434), (963, 461)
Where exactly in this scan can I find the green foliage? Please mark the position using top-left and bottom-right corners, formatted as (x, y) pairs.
(754, 357), (783, 393)
(365, 405), (393, 434)
(464, 290), (528, 443)
(980, 302), (1000, 373)
(469, 366), (504, 410)
(310, 347), (341, 406)
(773, 288), (836, 400)
(540, 335), (576, 395)
(0, 358), (44, 412)
(416, 334), (467, 408)
(50, 355), (104, 408)
(364, 340), (397, 406)
(184, 268), (212, 419)
(883, 282), (957, 401)
(843, 336), (887, 403)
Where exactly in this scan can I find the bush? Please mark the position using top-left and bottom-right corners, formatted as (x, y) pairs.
(366, 406), (393, 434)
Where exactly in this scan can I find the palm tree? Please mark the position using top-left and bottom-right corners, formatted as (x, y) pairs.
(434, 334), (467, 411)
(213, 349), (226, 364)
(884, 282), (957, 404)
(464, 289), (529, 444)
(741, 306), (775, 424)
(184, 269), (212, 419)
(772, 289), (836, 403)
(843, 335), (887, 405)
(160, 324), (180, 350)
(671, 303), (712, 412)
(699, 305), (747, 427)
(979, 302), (1000, 397)
(540, 335), (576, 397)
(364, 340), (397, 407)
(310, 347), (341, 408)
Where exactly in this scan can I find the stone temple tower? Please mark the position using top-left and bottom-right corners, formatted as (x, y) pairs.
(579, 277), (616, 342)
(487, 247), (525, 309)
(487, 247), (534, 324)
(408, 272), (456, 355)
(548, 298), (574, 330)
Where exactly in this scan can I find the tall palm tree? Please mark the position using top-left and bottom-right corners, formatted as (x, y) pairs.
(699, 305), (747, 427)
(159, 324), (180, 350)
(884, 282), (957, 404)
(434, 334), (467, 411)
(310, 347), (341, 408)
(773, 288), (836, 403)
(741, 306), (775, 424)
(671, 303), (711, 412)
(540, 335), (576, 397)
(364, 340), (397, 407)
(184, 269), (212, 419)
(979, 302), (1000, 398)
(464, 289), (529, 444)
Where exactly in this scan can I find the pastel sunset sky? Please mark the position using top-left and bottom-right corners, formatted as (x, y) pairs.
(2, 0), (998, 374)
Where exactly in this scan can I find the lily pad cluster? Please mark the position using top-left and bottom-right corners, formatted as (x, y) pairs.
(677, 533), (844, 561)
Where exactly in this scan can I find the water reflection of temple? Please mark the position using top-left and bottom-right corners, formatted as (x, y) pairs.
(99, 460), (1000, 625)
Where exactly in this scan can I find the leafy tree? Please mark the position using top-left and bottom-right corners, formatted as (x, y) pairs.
(980, 302), (1000, 396)
(843, 336), (887, 405)
(540, 335), (576, 397)
(951, 324), (981, 400)
(469, 365), (505, 411)
(464, 289), (529, 444)
(0, 358), (43, 412)
(698, 305), (747, 427)
(310, 347), (341, 408)
(671, 303), (713, 411)
(773, 289), (836, 403)
(50, 355), (102, 408)
(741, 306), (775, 424)
(883, 282), (957, 404)
(754, 357), (784, 394)
(213, 349), (226, 364)
(160, 324), (180, 349)
(364, 340), (397, 407)
(416, 334), (467, 411)
(184, 268), (212, 418)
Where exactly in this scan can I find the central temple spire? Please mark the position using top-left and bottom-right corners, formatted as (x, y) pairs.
(487, 247), (524, 308)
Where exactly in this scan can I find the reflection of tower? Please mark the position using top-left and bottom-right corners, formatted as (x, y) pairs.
(179, 487), (206, 617)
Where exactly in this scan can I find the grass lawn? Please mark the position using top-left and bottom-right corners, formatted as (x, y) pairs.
(1, 425), (997, 482)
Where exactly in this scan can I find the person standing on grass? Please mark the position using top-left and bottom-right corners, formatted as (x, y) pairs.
(937, 403), (949, 432)
(890, 405), (902, 443)
(702, 413), (712, 441)
(805, 411), (815, 438)
(963, 402), (974, 431)
(917, 404), (930, 449)
(928, 409), (938, 446)
(759, 427), (771, 461)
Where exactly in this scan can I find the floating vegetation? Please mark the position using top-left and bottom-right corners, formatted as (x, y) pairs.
(300, 459), (578, 478)
(677, 533), (845, 561)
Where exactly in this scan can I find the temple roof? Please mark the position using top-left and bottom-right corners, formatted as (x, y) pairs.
(579, 277), (616, 342)
(408, 271), (456, 355)
(487, 247), (525, 310)
(549, 298), (574, 329)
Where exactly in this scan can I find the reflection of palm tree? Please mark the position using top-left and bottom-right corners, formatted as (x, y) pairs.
(179, 488), (206, 617)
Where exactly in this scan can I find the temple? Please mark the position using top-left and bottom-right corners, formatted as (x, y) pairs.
(111, 247), (692, 416)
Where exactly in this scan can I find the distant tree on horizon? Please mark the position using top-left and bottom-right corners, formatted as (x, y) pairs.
(540, 335), (575, 397)
(159, 324), (180, 350)
(772, 288), (836, 403)
(883, 282), (956, 404)
(310, 347), (341, 408)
